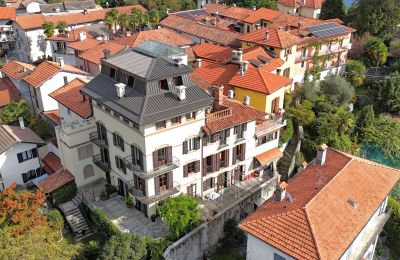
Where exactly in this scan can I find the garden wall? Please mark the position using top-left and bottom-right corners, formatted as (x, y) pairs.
(163, 175), (279, 260)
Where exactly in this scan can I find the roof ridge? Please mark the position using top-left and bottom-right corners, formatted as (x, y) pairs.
(303, 209), (322, 260)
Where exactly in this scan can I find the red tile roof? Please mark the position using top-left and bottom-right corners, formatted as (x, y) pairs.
(68, 38), (102, 51)
(0, 78), (21, 106)
(218, 5), (254, 20)
(229, 67), (292, 94)
(15, 5), (147, 30)
(1, 60), (35, 80)
(278, 0), (324, 9)
(242, 8), (282, 23)
(243, 46), (285, 71)
(23, 61), (88, 88)
(192, 60), (239, 88)
(192, 43), (233, 62)
(42, 109), (61, 125)
(42, 152), (62, 175)
(78, 41), (125, 65)
(39, 170), (74, 193)
(47, 27), (94, 42)
(113, 28), (193, 47)
(240, 27), (301, 49)
(49, 78), (91, 119)
(203, 95), (266, 134)
(240, 148), (400, 260)
(0, 7), (16, 20)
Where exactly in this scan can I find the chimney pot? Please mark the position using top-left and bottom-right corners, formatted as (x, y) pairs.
(63, 76), (68, 85)
(243, 95), (250, 105)
(18, 117), (25, 129)
(276, 181), (287, 201)
(79, 32), (86, 41)
(237, 49), (243, 62)
(316, 143), (328, 165)
(176, 85), (187, 100)
(266, 31), (270, 40)
(58, 57), (64, 67)
(227, 90), (234, 98)
(103, 48), (111, 59)
(115, 83), (126, 98)
(196, 58), (202, 68)
(212, 85), (224, 107)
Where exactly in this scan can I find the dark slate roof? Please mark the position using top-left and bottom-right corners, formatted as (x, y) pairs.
(81, 74), (213, 125)
(103, 48), (192, 80)
(40, 3), (65, 13)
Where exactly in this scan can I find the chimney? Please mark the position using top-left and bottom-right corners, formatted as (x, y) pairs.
(115, 83), (126, 98)
(79, 32), (86, 41)
(252, 6), (256, 10)
(227, 90), (234, 98)
(58, 57), (64, 67)
(212, 85), (224, 107)
(18, 117), (25, 130)
(266, 31), (270, 40)
(316, 143), (328, 165)
(196, 58), (202, 68)
(243, 95), (250, 105)
(103, 48), (111, 59)
(243, 61), (249, 72)
(237, 49), (243, 62)
(276, 181), (288, 201)
(231, 50), (238, 60)
(176, 85), (187, 100)
(126, 31), (131, 37)
(84, 9), (89, 15)
(63, 76), (68, 85)
(232, 3), (236, 6)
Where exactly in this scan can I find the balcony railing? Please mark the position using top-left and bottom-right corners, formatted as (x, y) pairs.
(206, 108), (232, 124)
(89, 132), (108, 148)
(123, 155), (144, 174)
(92, 154), (110, 172)
(124, 156), (180, 179)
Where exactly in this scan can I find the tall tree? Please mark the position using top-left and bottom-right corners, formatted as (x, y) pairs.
(389, 39), (400, 60)
(131, 7), (143, 31)
(375, 77), (400, 114)
(118, 13), (130, 32)
(362, 37), (388, 67)
(100, 233), (147, 260)
(105, 8), (120, 32)
(56, 21), (68, 34)
(319, 0), (346, 20)
(355, 105), (375, 140)
(346, 60), (366, 86)
(42, 21), (55, 37)
(148, 8), (160, 27)
(319, 75), (355, 107)
(347, 0), (400, 40)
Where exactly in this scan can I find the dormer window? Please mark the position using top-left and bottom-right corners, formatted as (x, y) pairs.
(173, 76), (183, 86)
(127, 76), (134, 87)
(110, 68), (116, 78)
(159, 79), (168, 90)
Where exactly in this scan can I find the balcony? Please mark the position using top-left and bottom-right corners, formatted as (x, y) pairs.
(92, 154), (110, 172)
(123, 156), (144, 174)
(255, 113), (287, 136)
(124, 156), (180, 180)
(135, 182), (180, 205)
(89, 132), (108, 148)
(206, 107), (232, 124)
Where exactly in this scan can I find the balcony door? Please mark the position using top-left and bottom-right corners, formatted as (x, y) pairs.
(153, 146), (172, 169)
(100, 148), (110, 165)
(96, 122), (107, 142)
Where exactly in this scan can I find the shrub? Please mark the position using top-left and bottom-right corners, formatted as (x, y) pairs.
(125, 196), (134, 205)
(143, 237), (168, 260)
(279, 118), (294, 146)
(100, 233), (147, 260)
(47, 209), (64, 230)
(81, 240), (101, 259)
(105, 184), (117, 195)
(91, 208), (122, 238)
(319, 75), (355, 107)
(51, 182), (77, 205)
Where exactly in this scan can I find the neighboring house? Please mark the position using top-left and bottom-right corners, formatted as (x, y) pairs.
(204, 4), (255, 25)
(240, 8), (283, 34)
(0, 121), (45, 190)
(42, 151), (62, 175)
(22, 59), (90, 115)
(0, 77), (21, 107)
(39, 0), (99, 15)
(0, 60), (35, 103)
(192, 44), (292, 113)
(4, 0), (45, 14)
(277, 0), (324, 19)
(12, 5), (147, 62)
(239, 144), (400, 260)
(0, 7), (16, 51)
(49, 78), (104, 187)
(79, 41), (285, 218)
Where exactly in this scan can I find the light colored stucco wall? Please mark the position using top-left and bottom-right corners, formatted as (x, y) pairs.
(246, 233), (295, 260)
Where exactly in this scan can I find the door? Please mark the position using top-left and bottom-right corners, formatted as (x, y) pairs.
(100, 148), (110, 165)
(118, 178), (125, 196)
(159, 173), (167, 193)
(105, 172), (111, 185)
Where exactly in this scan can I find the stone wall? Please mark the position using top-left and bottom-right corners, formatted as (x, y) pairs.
(163, 175), (279, 260)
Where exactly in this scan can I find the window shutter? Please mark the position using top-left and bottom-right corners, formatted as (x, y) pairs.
(275, 97), (280, 113)
(17, 153), (23, 163)
(225, 149), (229, 167)
(115, 156), (119, 168)
(203, 180), (208, 191)
(167, 146), (172, 164)
(241, 143), (246, 161)
(121, 139), (125, 152)
(195, 137), (200, 150)
(167, 171), (173, 189)
(203, 159), (207, 176)
(195, 160), (200, 173)
(225, 128), (230, 137)
(134, 175), (138, 189)
(183, 141), (188, 154)
(214, 154), (220, 172)
(142, 182), (146, 196)
(234, 126), (238, 134)
(112, 133), (116, 145)
(139, 151), (144, 170)
(154, 176), (160, 195)
(243, 123), (247, 131)
(152, 150), (158, 169)
(183, 164), (188, 177)
(32, 148), (38, 158)
(211, 177), (215, 188)
(22, 173), (28, 183)
(232, 146), (236, 164)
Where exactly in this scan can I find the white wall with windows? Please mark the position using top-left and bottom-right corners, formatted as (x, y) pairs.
(246, 233), (295, 260)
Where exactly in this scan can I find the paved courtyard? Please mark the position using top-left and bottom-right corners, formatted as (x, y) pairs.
(91, 196), (168, 238)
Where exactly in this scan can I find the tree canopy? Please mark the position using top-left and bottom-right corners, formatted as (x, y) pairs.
(100, 233), (147, 260)
(56, 21), (68, 33)
(319, 75), (355, 107)
(319, 0), (346, 20)
(0, 100), (32, 125)
(375, 77), (400, 114)
(346, 60), (366, 87)
(362, 37), (388, 67)
(41, 21), (55, 37)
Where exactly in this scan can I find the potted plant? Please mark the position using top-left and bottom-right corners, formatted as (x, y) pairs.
(125, 196), (134, 208)
(105, 184), (117, 196)
(100, 190), (108, 201)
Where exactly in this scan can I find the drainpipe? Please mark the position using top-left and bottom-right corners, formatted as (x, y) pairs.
(200, 129), (204, 198)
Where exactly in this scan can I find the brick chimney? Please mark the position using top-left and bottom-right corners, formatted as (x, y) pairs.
(103, 48), (111, 59)
(316, 143), (328, 165)
(276, 181), (288, 201)
(212, 85), (224, 107)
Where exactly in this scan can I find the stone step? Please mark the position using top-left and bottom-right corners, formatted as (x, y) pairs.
(74, 231), (93, 241)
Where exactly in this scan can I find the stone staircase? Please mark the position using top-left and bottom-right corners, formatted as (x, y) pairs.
(278, 137), (301, 181)
(59, 200), (92, 241)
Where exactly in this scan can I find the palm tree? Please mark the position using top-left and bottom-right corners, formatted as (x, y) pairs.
(42, 21), (55, 37)
(148, 9), (160, 28)
(105, 15), (114, 31)
(56, 21), (68, 34)
(0, 100), (32, 124)
(139, 12), (148, 31)
(118, 13), (130, 33)
(105, 8), (120, 32)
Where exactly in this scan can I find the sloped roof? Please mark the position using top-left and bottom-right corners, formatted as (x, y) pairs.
(49, 78), (91, 119)
(0, 124), (44, 154)
(242, 7), (282, 23)
(40, 0), (97, 14)
(68, 38), (102, 51)
(192, 60), (239, 87)
(1, 60), (35, 80)
(243, 46), (285, 70)
(192, 43), (233, 62)
(0, 7), (16, 20)
(239, 148), (400, 260)
(24, 61), (88, 88)
(42, 109), (61, 125)
(42, 152), (62, 175)
(0, 78), (21, 106)
(240, 27), (301, 49)
(46, 27), (95, 42)
(78, 41), (125, 65)
(39, 170), (74, 193)
(278, 0), (324, 9)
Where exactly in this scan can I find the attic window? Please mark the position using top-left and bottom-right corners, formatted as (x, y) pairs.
(159, 79), (169, 90)
(173, 76), (183, 86)
(109, 68), (116, 78)
(127, 76), (134, 87)
(347, 198), (358, 208)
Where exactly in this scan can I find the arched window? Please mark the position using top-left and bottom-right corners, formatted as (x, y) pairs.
(83, 164), (94, 179)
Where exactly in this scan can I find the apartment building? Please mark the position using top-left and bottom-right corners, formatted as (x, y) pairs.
(0, 7), (16, 51)
(277, 0), (324, 19)
(240, 145), (400, 260)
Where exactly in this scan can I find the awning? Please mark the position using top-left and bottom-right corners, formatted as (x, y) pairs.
(255, 147), (283, 166)
(31, 173), (49, 184)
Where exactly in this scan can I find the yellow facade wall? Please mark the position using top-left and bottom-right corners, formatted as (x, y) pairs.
(265, 87), (285, 114)
(233, 87), (267, 112)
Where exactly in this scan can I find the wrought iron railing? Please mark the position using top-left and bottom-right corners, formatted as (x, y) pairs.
(89, 132), (108, 148)
(92, 154), (110, 172)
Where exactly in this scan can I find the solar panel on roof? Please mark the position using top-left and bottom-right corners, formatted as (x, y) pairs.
(249, 59), (263, 68)
(308, 22), (349, 39)
(191, 9), (208, 15)
(177, 12), (194, 20)
(257, 55), (270, 64)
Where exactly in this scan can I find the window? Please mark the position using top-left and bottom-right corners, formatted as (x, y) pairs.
(110, 68), (116, 78)
(283, 68), (290, 77)
(256, 131), (278, 146)
(159, 79), (169, 90)
(158, 148), (167, 162)
(302, 48), (307, 57)
(17, 148), (38, 163)
(183, 160), (200, 177)
(246, 42), (251, 46)
(340, 39), (344, 48)
(173, 76), (183, 86)
(219, 130), (227, 145)
(155, 120), (166, 130)
(328, 41), (332, 51)
(219, 150), (228, 168)
(187, 137), (198, 151)
(83, 164), (94, 179)
(170, 116), (181, 125)
(206, 155), (212, 172)
(187, 184), (196, 197)
(78, 144), (93, 160)
(273, 253), (286, 260)
(127, 76), (134, 87)
(21, 168), (43, 183)
(115, 156), (126, 174)
(271, 96), (280, 113)
(301, 61), (305, 68)
(112, 133), (124, 151)
(234, 123), (246, 139)
(131, 145), (143, 169)
(186, 112), (196, 120)
(159, 173), (168, 192)
(203, 177), (215, 191)
(188, 161), (196, 173)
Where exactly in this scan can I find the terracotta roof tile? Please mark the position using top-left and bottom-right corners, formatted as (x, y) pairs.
(23, 61), (88, 88)
(49, 78), (91, 119)
(15, 5), (147, 30)
(192, 60), (239, 88)
(113, 28), (193, 47)
(0, 7), (16, 20)
(39, 170), (74, 193)
(1, 60), (35, 80)
(192, 43), (233, 62)
(240, 148), (400, 260)
(42, 152), (62, 175)
(278, 0), (324, 9)
(242, 8), (282, 23)
(68, 38), (102, 51)
(255, 147), (283, 165)
(229, 67), (292, 94)
(47, 27), (95, 42)
(243, 46), (285, 70)
(42, 109), (61, 125)
(218, 6), (254, 20)
(0, 78), (21, 106)
(78, 41), (125, 65)
(240, 27), (301, 49)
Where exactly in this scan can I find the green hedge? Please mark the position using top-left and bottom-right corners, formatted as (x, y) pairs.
(51, 182), (77, 205)
(279, 118), (294, 146)
(91, 208), (122, 238)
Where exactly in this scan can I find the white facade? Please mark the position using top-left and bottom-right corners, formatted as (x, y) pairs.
(0, 142), (41, 189)
(26, 2), (42, 14)
(246, 234), (295, 260)
(277, 4), (321, 19)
